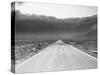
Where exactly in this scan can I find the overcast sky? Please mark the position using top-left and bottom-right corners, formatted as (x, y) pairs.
(15, 2), (97, 18)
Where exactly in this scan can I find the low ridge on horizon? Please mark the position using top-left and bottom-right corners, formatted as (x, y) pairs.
(11, 2), (97, 41)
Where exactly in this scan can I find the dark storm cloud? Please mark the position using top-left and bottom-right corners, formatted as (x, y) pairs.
(12, 11), (97, 40)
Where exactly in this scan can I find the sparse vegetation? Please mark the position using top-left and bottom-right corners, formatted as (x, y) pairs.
(12, 40), (55, 64)
(63, 40), (97, 58)
(11, 39), (97, 65)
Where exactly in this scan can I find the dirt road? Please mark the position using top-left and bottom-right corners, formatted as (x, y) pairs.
(15, 40), (97, 73)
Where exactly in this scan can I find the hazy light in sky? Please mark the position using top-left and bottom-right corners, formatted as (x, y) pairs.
(15, 2), (97, 18)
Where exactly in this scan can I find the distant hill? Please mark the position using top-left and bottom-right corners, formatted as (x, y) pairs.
(73, 25), (97, 40)
(12, 10), (97, 40)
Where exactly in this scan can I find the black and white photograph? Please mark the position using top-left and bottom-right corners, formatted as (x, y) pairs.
(11, 2), (97, 74)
